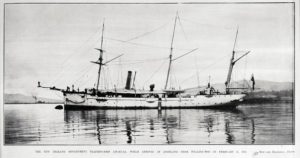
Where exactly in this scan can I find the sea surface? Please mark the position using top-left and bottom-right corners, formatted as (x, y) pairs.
(4, 102), (294, 145)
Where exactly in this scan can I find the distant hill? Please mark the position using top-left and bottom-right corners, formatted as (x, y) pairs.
(252, 80), (293, 91)
(4, 93), (63, 104)
(4, 80), (293, 104)
(183, 80), (293, 96)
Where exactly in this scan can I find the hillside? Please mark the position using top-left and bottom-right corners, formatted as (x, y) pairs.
(4, 93), (63, 104)
(183, 80), (293, 96)
(4, 80), (293, 104)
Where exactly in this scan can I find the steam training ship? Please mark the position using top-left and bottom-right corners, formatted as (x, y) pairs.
(38, 14), (255, 109)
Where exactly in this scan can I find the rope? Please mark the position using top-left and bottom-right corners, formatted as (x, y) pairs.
(77, 67), (97, 88)
(243, 55), (248, 87)
(79, 71), (97, 88)
(180, 53), (230, 85)
(194, 55), (200, 87)
(143, 59), (167, 87)
(52, 61), (90, 87)
(117, 57), (123, 87)
(125, 22), (170, 42)
(109, 58), (168, 66)
(73, 64), (95, 86)
(50, 27), (102, 85)
(180, 18), (234, 30)
(107, 66), (113, 89)
(169, 66), (173, 89)
(61, 28), (100, 66)
(177, 15), (188, 41)
(105, 37), (170, 49)
(109, 57), (167, 63)
(105, 37), (191, 50)
(170, 67), (180, 89)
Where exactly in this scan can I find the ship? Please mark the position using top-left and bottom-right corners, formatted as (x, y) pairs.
(38, 14), (254, 109)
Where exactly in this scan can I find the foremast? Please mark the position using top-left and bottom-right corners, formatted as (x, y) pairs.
(91, 21), (123, 93)
(95, 21), (105, 92)
(225, 27), (251, 94)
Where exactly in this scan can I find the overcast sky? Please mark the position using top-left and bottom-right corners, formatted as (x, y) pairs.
(4, 3), (294, 98)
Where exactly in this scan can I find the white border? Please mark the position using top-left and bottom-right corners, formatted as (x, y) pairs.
(0, 0), (298, 158)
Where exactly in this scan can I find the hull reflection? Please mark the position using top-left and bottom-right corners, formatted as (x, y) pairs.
(63, 108), (254, 144)
(4, 103), (293, 144)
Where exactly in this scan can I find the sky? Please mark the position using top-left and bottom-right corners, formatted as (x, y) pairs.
(4, 3), (294, 98)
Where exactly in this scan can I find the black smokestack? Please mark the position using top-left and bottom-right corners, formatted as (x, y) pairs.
(125, 71), (132, 90)
(150, 84), (155, 91)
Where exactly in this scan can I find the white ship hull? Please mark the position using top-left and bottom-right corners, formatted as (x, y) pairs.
(64, 93), (246, 109)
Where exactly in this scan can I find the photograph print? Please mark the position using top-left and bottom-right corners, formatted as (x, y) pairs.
(4, 2), (294, 145)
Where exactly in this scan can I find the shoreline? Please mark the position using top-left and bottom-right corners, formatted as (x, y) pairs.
(4, 97), (292, 105)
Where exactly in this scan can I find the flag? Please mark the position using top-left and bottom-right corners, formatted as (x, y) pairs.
(251, 74), (255, 90)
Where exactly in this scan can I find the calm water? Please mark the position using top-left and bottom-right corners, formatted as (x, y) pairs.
(4, 102), (293, 145)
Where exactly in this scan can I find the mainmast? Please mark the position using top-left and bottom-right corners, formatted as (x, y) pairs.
(164, 13), (178, 90)
(96, 21), (105, 92)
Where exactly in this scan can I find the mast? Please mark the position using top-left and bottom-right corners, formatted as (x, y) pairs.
(225, 27), (238, 94)
(164, 13), (178, 90)
(96, 21), (105, 92)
